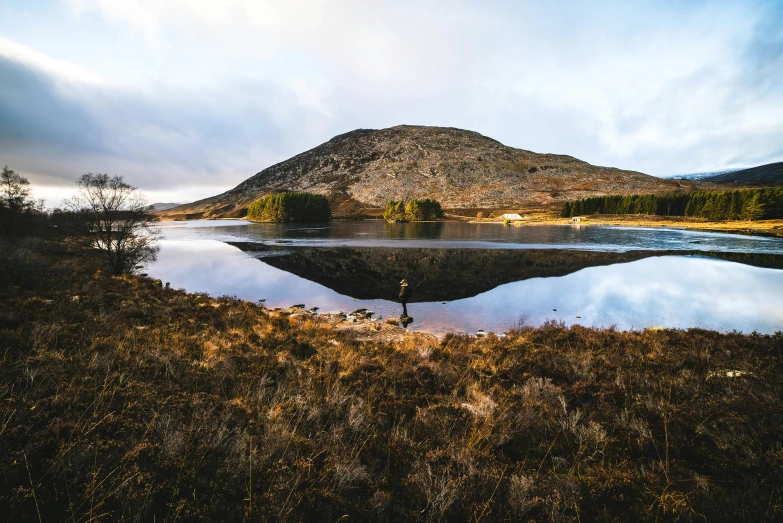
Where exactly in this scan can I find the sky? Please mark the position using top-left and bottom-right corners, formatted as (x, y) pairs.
(1, 0), (782, 206)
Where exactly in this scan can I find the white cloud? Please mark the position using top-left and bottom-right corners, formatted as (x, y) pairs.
(0, 36), (103, 85)
(1, 0), (782, 194)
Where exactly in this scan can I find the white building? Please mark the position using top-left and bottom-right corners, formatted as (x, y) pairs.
(501, 213), (524, 221)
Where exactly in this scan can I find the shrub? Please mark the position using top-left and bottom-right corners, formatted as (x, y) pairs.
(66, 173), (160, 275)
(247, 192), (331, 222)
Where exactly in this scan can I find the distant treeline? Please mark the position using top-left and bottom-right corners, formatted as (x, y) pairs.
(247, 192), (331, 222)
(1, 165), (47, 237)
(0, 200), (48, 237)
(562, 187), (783, 220)
(383, 199), (444, 221)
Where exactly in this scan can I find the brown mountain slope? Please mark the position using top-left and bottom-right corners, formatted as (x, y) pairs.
(160, 125), (686, 218)
(705, 162), (783, 186)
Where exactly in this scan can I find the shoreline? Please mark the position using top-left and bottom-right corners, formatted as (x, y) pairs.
(531, 215), (783, 238)
(464, 213), (783, 237)
(270, 304), (438, 343)
(155, 213), (783, 238)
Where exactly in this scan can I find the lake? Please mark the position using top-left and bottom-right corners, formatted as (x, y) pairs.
(145, 220), (783, 335)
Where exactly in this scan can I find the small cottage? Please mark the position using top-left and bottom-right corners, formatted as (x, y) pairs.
(569, 216), (582, 224)
(501, 213), (524, 221)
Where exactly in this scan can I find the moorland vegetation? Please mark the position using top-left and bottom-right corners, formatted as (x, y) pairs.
(2, 167), (782, 521)
(1, 237), (782, 521)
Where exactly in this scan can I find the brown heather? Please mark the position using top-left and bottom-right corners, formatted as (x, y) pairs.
(1, 238), (782, 522)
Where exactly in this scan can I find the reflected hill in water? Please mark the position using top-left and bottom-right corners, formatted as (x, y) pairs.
(226, 243), (783, 302)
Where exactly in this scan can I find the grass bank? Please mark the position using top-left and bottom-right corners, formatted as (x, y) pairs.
(1, 239), (782, 521)
(547, 214), (783, 238)
(468, 211), (783, 238)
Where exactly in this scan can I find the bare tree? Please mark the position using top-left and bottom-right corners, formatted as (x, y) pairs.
(67, 173), (160, 275)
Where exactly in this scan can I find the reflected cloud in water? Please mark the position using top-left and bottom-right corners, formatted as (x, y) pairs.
(148, 240), (783, 335)
(425, 256), (783, 334)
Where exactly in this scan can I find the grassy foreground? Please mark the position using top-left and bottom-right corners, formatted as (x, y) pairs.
(1, 239), (782, 522)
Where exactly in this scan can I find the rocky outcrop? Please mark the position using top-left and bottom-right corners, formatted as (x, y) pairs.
(160, 125), (688, 218)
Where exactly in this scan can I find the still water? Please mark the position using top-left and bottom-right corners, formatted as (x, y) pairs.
(155, 219), (783, 253)
(145, 220), (783, 335)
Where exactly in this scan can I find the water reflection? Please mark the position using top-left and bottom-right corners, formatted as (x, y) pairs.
(383, 221), (445, 240)
(146, 239), (783, 335)
(156, 219), (783, 254)
(229, 243), (671, 302)
(421, 256), (783, 334)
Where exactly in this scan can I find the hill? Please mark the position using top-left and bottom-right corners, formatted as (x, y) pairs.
(703, 161), (783, 186)
(159, 125), (687, 218)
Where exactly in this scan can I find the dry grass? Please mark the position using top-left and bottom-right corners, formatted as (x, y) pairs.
(1, 239), (782, 521)
(518, 213), (783, 237)
(461, 208), (783, 238)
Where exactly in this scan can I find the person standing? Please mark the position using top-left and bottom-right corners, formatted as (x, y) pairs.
(399, 279), (412, 317)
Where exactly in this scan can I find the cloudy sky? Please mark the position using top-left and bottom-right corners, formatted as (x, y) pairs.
(1, 0), (782, 205)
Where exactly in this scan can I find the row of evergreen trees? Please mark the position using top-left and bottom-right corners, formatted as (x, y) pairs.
(562, 187), (783, 221)
(247, 192), (331, 222)
(383, 199), (444, 221)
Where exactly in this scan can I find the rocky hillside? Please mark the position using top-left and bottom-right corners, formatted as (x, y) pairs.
(160, 125), (687, 218)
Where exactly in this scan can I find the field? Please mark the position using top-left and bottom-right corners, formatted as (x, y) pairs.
(1, 238), (782, 521)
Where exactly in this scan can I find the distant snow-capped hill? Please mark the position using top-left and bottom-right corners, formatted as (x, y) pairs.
(703, 162), (783, 186)
(668, 169), (742, 181)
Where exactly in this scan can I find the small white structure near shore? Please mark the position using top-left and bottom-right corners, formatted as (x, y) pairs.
(569, 216), (582, 224)
(501, 213), (524, 221)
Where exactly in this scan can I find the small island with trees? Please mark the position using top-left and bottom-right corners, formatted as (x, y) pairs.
(383, 198), (444, 222)
(247, 191), (331, 222)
